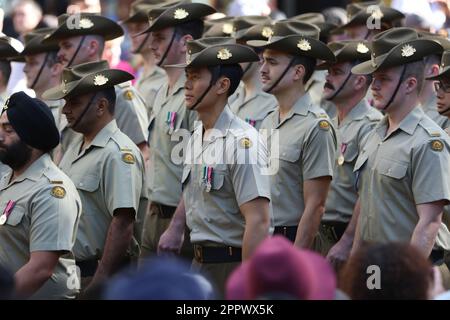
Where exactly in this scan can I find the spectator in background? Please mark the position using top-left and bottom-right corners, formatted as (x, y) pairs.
(103, 257), (215, 300)
(340, 243), (437, 300)
(226, 236), (337, 300)
(67, 0), (102, 14)
(102, 36), (136, 78)
(0, 60), (10, 106)
(228, 0), (271, 17)
(12, 0), (44, 39)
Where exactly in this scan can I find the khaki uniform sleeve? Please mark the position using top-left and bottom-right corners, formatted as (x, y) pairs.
(302, 120), (336, 181)
(229, 130), (271, 206)
(114, 86), (149, 145)
(103, 151), (144, 217)
(30, 184), (81, 252)
(412, 139), (450, 204)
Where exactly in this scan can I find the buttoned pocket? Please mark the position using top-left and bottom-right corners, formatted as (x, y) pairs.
(377, 158), (408, 179)
(5, 206), (25, 226)
(278, 145), (301, 162)
(73, 174), (101, 192)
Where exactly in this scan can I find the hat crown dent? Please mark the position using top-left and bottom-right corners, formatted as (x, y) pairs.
(272, 21), (320, 40)
(372, 28), (419, 57)
(233, 16), (271, 33)
(188, 37), (235, 55)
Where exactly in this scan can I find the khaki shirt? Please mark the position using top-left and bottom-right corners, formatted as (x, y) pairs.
(0, 154), (81, 299)
(354, 107), (450, 249)
(59, 120), (148, 261)
(44, 99), (64, 129)
(420, 94), (450, 130)
(135, 65), (167, 118)
(182, 106), (271, 247)
(0, 91), (8, 106)
(148, 73), (196, 206)
(227, 81), (245, 106)
(324, 99), (382, 223)
(230, 89), (277, 130)
(261, 93), (337, 227)
(115, 81), (149, 145)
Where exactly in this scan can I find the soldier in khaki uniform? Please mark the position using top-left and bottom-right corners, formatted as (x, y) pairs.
(158, 39), (271, 295)
(418, 33), (450, 130)
(42, 13), (149, 158)
(312, 41), (383, 260)
(43, 61), (148, 294)
(0, 92), (81, 299)
(122, 0), (167, 118)
(425, 50), (450, 287)
(229, 16), (277, 130)
(344, 28), (450, 265)
(249, 21), (337, 249)
(137, 2), (216, 258)
(16, 28), (69, 163)
(291, 13), (338, 118)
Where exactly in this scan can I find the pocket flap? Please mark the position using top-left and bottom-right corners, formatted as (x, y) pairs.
(278, 145), (301, 162)
(378, 158), (408, 179)
(5, 206), (25, 226)
(73, 174), (101, 192)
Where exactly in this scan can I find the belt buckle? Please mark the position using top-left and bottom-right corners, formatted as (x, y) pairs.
(195, 245), (203, 263)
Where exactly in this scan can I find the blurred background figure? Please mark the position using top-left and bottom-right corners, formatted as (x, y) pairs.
(102, 36), (136, 78)
(226, 236), (337, 300)
(103, 257), (216, 300)
(67, 0), (102, 14)
(11, 0), (44, 40)
(339, 243), (442, 300)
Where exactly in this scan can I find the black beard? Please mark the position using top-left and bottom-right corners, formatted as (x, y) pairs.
(0, 140), (32, 170)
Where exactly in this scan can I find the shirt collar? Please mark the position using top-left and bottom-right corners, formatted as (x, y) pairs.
(376, 106), (424, 138)
(90, 120), (119, 148)
(338, 99), (371, 127)
(0, 154), (53, 190)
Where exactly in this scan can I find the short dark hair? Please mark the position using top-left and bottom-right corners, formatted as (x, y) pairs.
(339, 242), (433, 300)
(0, 60), (12, 86)
(98, 87), (116, 114)
(174, 19), (204, 40)
(208, 64), (243, 97)
(403, 59), (425, 93)
(292, 55), (316, 84)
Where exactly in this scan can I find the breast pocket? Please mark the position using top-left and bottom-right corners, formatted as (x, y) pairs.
(72, 174), (101, 193)
(2, 205), (26, 227)
(377, 158), (408, 180)
(278, 144), (301, 163)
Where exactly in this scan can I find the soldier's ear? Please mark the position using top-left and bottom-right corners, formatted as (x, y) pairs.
(292, 64), (305, 82)
(404, 76), (418, 94)
(179, 34), (193, 54)
(96, 97), (108, 116)
(215, 76), (230, 96)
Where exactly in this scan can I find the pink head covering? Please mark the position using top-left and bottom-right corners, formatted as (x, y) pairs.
(226, 236), (336, 300)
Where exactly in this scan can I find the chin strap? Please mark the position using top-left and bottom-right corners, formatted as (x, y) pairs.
(326, 71), (353, 101)
(66, 36), (86, 67)
(157, 28), (177, 67)
(265, 57), (297, 93)
(30, 52), (50, 90)
(381, 65), (407, 111)
(70, 92), (98, 130)
(191, 66), (221, 110)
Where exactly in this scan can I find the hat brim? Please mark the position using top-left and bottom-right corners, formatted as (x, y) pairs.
(248, 35), (336, 62)
(43, 69), (134, 100)
(165, 44), (260, 68)
(352, 39), (443, 75)
(42, 17), (124, 44)
(137, 3), (216, 35)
